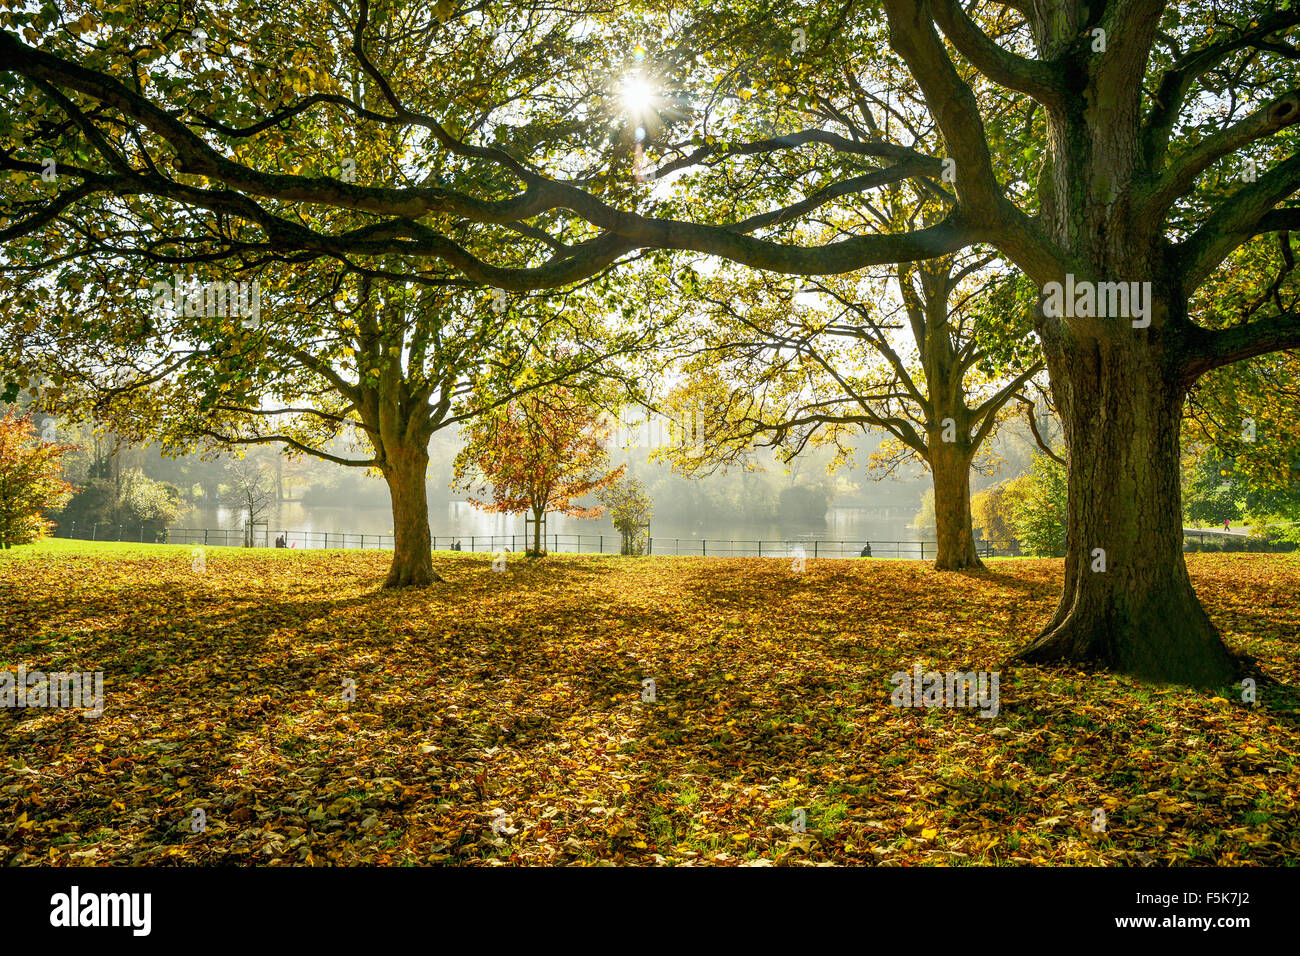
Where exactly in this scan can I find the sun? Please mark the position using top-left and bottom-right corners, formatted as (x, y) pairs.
(621, 76), (655, 115)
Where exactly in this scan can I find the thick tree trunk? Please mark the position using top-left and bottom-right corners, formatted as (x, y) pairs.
(531, 506), (544, 556)
(1015, 342), (1237, 686)
(381, 444), (441, 587)
(930, 444), (982, 571)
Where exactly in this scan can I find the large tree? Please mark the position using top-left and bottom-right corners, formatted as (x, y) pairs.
(0, 2), (671, 586)
(664, 244), (1041, 570)
(3, 1), (1299, 681)
(7, 257), (661, 585)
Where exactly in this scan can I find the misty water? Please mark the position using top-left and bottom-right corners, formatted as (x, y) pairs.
(174, 501), (930, 556)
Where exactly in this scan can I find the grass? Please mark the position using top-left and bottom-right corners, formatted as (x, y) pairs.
(1, 540), (1297, 866)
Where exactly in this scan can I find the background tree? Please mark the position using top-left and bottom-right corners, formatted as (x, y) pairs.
(0, 409), (74, 548)
(663, 250), (1041, 570)
(598, 474), (653, 555)
(1182, 443), (1300, 530)
(223, 457), (273, 548)
(454, 387), (624, 555)
(972, 481), (1019, 553)
(1009, 454), (1068, 558)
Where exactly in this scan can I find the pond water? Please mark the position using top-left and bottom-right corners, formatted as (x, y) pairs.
(173, 501), (930, 554)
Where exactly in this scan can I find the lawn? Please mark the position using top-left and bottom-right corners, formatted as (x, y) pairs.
(1, 542), (1297, 866)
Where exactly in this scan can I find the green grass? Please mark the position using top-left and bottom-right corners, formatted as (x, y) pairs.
(6, 537), (402, 558)
(6, 538), (240, 558)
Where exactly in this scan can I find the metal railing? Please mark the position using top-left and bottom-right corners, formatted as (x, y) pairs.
(51, 523), (1011, 560)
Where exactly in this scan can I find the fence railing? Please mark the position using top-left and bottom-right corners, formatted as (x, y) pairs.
(50, 523), (1295, 557)
(438, 534), (1001, 559)
(1182, 529), (1246, 542)
(52, 523), (1008, 559)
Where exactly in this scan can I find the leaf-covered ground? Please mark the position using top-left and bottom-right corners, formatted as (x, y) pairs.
(2, 543), (1298, 866)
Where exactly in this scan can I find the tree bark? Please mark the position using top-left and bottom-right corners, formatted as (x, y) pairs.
(531, 505), (544, 556)
(1015, 337), (1238, 686)
(930, 443), (982, 571)
(381, 443), (441, 587)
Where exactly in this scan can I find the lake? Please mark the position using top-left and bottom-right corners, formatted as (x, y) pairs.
(172, 501), (931, 557)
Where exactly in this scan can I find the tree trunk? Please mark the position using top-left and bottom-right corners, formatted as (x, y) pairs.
(930, 443), (982, 571)
(531, 506), (543, 556)
(381, 443), (441, 587)
(1015, 340), (1237, 686)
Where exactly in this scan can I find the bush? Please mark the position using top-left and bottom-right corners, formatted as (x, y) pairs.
(1249, 516), (1300, 546)
(1183, 536), (1296, 554)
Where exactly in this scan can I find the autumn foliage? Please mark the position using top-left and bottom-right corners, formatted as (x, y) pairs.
(453, 388), (624, 554)
(1, 545), (1296, 866)
(0, 410), (74, 548)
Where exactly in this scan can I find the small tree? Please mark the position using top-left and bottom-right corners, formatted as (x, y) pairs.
(599, 476), (653, 556)
(454, 388), (623, 556)
(0, 410), (73, 548)
(1010, 456), (1069, 558)
(223, 458), (274, 547)
(972, 482), (1019, 554)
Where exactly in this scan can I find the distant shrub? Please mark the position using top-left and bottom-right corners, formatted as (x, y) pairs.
(1183, 536), (1295, 554)
(59, 469), (188, 540)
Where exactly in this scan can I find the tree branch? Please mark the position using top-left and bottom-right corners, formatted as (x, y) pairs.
(1182, 310), (1300, 384)
(929, 0), (1063, 106)
(1140, 88), (1300, 220)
